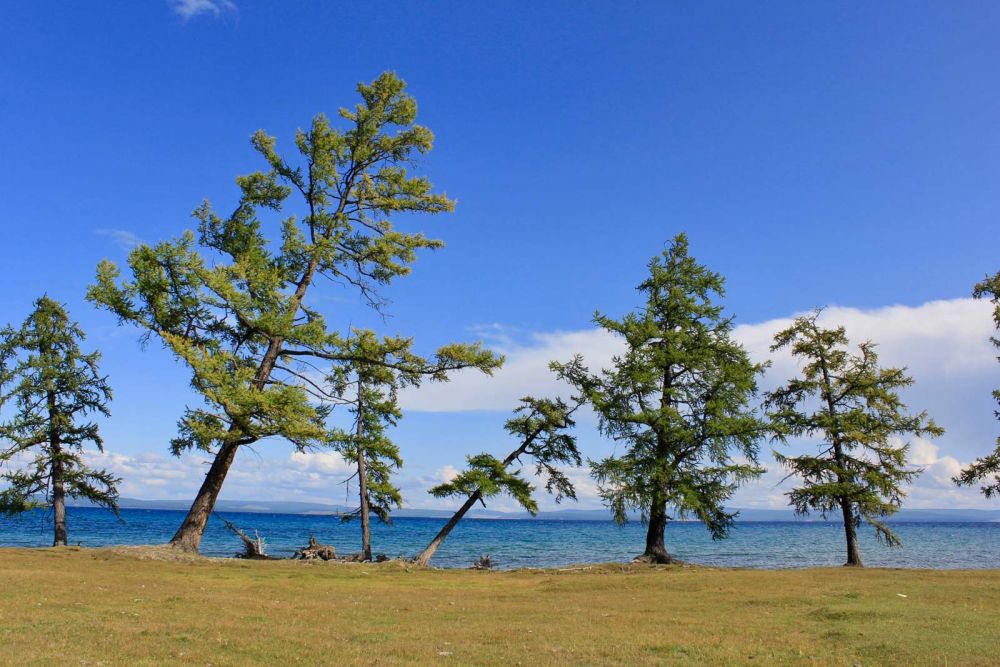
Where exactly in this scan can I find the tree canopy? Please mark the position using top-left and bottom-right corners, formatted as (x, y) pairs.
(87, 71), (493, 551)
(954, 270), (1000, 498)
(553, 234), (768, 563)
(766, 312), (943, 566)
(415, 390), (583, 566)
(0, 296), (119, 545)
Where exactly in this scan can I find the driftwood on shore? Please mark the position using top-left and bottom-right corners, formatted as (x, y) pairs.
(293, 536), (337, 561)
(215, 513), (269, 559)
(472, 554), (494, 570)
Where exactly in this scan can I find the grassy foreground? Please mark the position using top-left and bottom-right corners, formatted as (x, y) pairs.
(0, 548), (997, 665)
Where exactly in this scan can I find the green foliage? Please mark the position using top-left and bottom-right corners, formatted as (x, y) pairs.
(766, 312), (943, 547)
(552, 234), (768, 541)
(428, 394), (583, 515)
(433, 453), (539, 514)
(0, 297), (119, 516)
(954, 270), (1000, 497)
(87, 72), (466, 464)
(330, 329), (501, 523)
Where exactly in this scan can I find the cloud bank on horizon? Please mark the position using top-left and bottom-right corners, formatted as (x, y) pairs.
(400, 297), (993, 414)
(76, 297), (998, 512)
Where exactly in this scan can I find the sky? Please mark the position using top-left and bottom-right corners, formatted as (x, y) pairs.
(0, 1), (997, 514)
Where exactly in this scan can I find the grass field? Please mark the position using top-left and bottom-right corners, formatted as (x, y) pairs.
(0, 547), (997, 665)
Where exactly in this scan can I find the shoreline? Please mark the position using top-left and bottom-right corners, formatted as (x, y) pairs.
(2, 545), (999, 573)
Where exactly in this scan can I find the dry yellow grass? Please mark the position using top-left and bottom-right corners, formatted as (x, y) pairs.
(0, 547), (997, 665)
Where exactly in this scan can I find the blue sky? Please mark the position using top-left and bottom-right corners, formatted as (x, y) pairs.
(1, 1), (997, 511)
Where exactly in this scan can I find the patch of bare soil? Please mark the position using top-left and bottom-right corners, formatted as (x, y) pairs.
(95, 544), (207, 563)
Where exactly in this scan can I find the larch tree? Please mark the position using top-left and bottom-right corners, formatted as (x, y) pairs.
(0, 296), (119, 546)
(766, 312), (943, 567)
(88, 72), (495, 552)
(414, 388), (584, 567)
(328, 329), (500, 561)
(954, 270), (1000, 497)
(552, 234), (768, 564)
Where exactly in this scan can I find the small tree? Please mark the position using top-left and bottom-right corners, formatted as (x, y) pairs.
(955, 270), (1000, 497)
(414, 392), (583, 567)
(0, 297), (119, 546)
(88, 72), (474, 552)
(766, 312), (943, 567)
(328, 329), (500, 561)
(552, 235), (768, 564)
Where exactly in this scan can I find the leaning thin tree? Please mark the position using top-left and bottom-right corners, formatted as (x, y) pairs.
(414, 390), (583, 567)
(766, 312), (943, 567)
(553, 234), (769, 564)
(0, 296), (120, 546)
(88, 72), (483, 552)
(954, 270), (1000, 498)
(329, 329), (500, 561)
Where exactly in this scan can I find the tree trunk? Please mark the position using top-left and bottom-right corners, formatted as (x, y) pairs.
(638, 493), (671, 564)
(414, 490), (482, 567)
(51, 447), (67, 547)
(819, 352), (863, 568)
(831, 439), (863, 567)
(170, 331), (288, 551)
(47, 389), (68, 547)
(168, 439), (241, 552)
(840, 498), (863, 567)
(636, 359), (673, 564)
(355, 384), (372, 562)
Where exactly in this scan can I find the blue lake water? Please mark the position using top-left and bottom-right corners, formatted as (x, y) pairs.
(1, 507), (997, 569)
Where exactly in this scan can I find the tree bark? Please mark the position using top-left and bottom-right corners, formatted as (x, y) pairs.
(414, 490), (482, 567)
(638, 358), (673, 564)
(840, 498), (863, 567)
(355, 382), (372, 562)
(51, 447), (67, 547)
(168, 439), (241, 552)
(638, 493), (671, 564)
(47, 389), (68, 547)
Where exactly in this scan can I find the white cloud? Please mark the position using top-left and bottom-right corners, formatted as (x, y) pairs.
(403, 298), (998, 509)
(735, 299), (995, 392)
(95, 228), (143, 252)
(399, 327), (620, 412)
(80, 447), (353, 504)
(402, 298), (993, 414)
(434, 464), (460, 484)
(169, 0), (236, 20)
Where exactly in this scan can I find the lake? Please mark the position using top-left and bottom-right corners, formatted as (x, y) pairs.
(1, 507), (997, 569)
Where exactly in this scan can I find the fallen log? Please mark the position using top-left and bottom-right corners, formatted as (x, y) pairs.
(214, 513), (269, 559)
(293, 536), (337, 561)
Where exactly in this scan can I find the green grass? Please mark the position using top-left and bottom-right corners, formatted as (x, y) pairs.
(0, 547), (997, 665)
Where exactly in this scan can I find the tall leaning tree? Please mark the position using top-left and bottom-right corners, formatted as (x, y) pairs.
(553, 234), (769, 564)
(328, 329), (500, 561)
(88, 72), (495, 552)
(954, 270), (1000, 497)
(766, 312), (943, 567)
(0, 296), (119, 546)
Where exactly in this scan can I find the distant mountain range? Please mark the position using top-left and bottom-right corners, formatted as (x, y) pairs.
(68, 497), (1000, 523)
